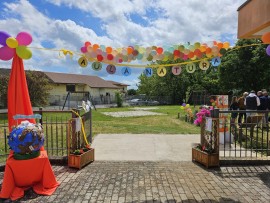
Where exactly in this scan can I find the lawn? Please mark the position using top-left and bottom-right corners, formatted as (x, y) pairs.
(92, 105), (200, 135)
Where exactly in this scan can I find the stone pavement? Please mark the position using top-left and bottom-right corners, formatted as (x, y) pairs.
(1, 161), (270, 203)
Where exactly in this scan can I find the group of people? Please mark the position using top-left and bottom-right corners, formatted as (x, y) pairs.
(229, 90), (270, 126)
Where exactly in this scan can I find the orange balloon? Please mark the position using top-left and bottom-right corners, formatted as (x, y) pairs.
(106, 46), (112, 53)
(205, 47), (212, 54)
(127, 47), (133, 54)
(223, 42), (230, 49)
(93, 44), (99, 50)
(188, 52), (194, 59)
(217, 42), (223, 49)
(262, 32), (270, 44)
(200, 45), (207, 52)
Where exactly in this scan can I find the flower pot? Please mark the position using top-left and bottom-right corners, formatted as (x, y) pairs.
(68, 148), (94, 169)
(192, 147), (219, 168)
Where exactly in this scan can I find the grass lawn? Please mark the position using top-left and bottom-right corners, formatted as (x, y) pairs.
(92, 105), (200, 135)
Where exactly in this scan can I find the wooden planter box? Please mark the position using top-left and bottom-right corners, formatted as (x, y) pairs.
(68, 148), (95, 169)
(192, 147), (219, 168)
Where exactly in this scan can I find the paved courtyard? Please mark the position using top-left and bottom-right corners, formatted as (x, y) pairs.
(1, 161), (269, 203)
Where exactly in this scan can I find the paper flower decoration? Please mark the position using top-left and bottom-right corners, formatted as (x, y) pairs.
(0, 31), (32, 61)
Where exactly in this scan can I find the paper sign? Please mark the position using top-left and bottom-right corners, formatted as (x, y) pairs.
(205, 117), (212, 132)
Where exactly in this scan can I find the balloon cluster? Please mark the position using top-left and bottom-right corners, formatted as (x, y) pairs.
(80, 41), (230, 65)
(262, 32), (270, 56)
(180, 103), (193, 119)
(0, 31), (32, 61)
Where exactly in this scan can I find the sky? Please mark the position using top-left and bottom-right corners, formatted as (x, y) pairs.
(0, 0), (246, 89)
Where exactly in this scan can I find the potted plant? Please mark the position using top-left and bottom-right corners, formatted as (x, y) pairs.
(192, 117), (219, 168)
(68, 144), (94, 169)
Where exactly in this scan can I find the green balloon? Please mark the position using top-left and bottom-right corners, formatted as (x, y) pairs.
(16, 46), (32, 60)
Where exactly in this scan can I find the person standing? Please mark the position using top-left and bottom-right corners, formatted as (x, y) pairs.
(238, 92), (248, 126)
(230, 96), (239, 124)
(245, 90), (260, 117)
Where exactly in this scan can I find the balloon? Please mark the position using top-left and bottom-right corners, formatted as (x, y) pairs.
(194, 42), (200, 49)
(97, 54), (103, 61)
(173, 50), (180, 57)
(106, 46), (112, 53)
(16, 45), (32, 60)
(92, 44), (99, 50)
(127, 47), (133, 54)
(147, 54), (153, 61)
(78, 56), (88, 67)
(205, 47), (212, 54)
(144, 68), (153, 77)
(0, 31), (10, 46)
(188, 52), (194, 59)
(6, 37), (18, 48)
(186, 63), (196, 73)
(156, 47), (163, 54)
(0, 46), (15, 60)
(178, 45), (185, 52)
(217, 42), (223, 49)
(180, 106), (184, 110)
(100, 45), (106, 51)
(81, 46), (87, 53)
(172, 66), (181, 75)
(223, 42), (230, 49)
(132, 49), (139, 56)
(200, 45), (207, 52)
(16, 32), (32, 46)
(262, 32), (270, 44)
(84, 41), (91, 47)
(211, 57), (221, 66)
(186, 104), (190, 108)
(266, 45), (270, 56)
(121, 67), (131, 76)
(106, 64), (116, 74)
(182, 103), (186, 107)
(157, 67), (166, 77)
(107, 54), (113, 60)
(92, 62), (102, 71)
(189, 45), (195, 51)
(199, 60), (210, 70)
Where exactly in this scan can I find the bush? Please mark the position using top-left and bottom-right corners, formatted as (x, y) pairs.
(115, 91), (123, 107)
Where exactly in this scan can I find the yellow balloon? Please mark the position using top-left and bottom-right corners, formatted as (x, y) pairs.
(16, 46), (32, 60)
(6, 37), (18, 48)
(186, 104), (190, 107)
(223, 42), (230, 49)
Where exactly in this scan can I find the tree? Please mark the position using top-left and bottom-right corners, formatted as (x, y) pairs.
(26, 71), (52, 107)
(219, 39), (270, 93)
(127, 89), (137, 96)
(0, 75), (9, 108)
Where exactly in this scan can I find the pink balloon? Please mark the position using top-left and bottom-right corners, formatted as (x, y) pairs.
(81, 46), (87, 53)
(0, 46), (15, 60)
(16, 32), (32, 46)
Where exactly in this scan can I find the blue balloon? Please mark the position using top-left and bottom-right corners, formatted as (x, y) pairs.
(121, 67), (131, 76)
(211, 57), (221, 66)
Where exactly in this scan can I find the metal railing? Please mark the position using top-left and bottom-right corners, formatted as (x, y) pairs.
(214, 109), (270, 160)
(0, 108), (92, 166)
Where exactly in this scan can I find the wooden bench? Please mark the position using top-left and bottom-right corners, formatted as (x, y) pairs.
(237, 115), (263, 141)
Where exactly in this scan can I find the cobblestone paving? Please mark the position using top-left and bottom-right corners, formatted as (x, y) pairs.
(1, 161), (270, 203)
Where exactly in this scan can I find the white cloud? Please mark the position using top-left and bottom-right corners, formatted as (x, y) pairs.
(0, 0), (246, 88)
